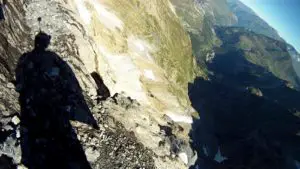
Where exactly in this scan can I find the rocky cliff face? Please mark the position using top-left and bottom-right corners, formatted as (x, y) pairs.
(0, 0), (198, 168)
(170, 0), (219, 77)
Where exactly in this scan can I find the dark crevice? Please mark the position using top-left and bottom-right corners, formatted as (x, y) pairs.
(91, 72), (111, 101)
(0, 154), (16, 169)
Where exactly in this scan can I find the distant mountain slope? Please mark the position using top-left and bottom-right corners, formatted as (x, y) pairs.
(170, 0), (226, 77)
(227, 0), (283, 41)
(169, 0), (300, 168)
(170, 0), (289, 78)
(189, 27), (300, 169)
(214, 26), (300, 88)
(204, 0), (237, 26)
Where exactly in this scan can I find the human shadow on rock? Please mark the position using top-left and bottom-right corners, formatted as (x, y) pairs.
(188, 50), (300, 169)
(15, 32), (98, 169)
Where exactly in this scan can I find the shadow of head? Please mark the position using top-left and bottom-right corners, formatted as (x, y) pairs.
(34, 31), (51, 51)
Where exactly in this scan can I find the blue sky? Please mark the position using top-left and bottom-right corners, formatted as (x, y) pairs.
(239, 0), (300, 52)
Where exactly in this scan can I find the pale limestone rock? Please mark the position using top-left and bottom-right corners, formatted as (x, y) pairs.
(6, 83), (15, 89)
(178, 152), (188, 165)
(85, 147), (100, 162)
(12, 116), (20, 125)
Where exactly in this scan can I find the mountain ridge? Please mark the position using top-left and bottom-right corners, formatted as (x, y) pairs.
(227, 0), (283, 41)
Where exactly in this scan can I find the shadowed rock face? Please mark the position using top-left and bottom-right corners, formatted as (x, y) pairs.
(213, 26), (300, 89)
(189, 80), (300, 169)
(188, 39), (300, 169)
(91, 72), (111, 101)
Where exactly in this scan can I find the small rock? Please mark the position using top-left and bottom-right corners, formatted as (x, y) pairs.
(16, 130), (21, 138)
(112, 93), (137, 109)
(6, 83), (15, 89)
(2, 110), (11, 116)
(81, 134), (88, 142)
(2, 136), (22, 163)
(17, 164), (28, 169)
(3, 125), (13, 131)
(0, 103), (6, 111)
(178, 152), (188, 165)
(214, 147), (228, 163)
(85, 147), (100, 162)
(91, 137), (98, 145)
(91, 95), (98, 100)
(0, 74), (6, 81)
(12, 116), (20, 125)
